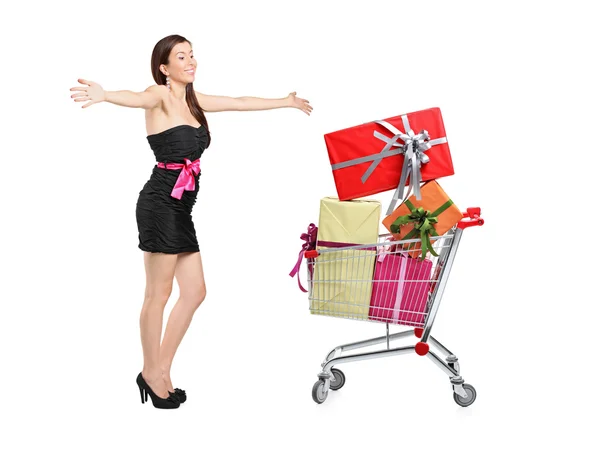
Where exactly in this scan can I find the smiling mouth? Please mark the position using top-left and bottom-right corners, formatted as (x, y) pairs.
(185, 69), (195, 74)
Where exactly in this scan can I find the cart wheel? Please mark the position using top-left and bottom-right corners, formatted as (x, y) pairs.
(312, 380), (328, 404)
(453, 383), (476, 407)
(329, 368), (345, 391)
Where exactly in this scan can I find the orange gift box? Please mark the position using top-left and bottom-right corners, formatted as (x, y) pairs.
(382, 181), (463, 259)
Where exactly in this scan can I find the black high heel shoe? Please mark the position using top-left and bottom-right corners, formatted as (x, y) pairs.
(169, 388), (187, 403)
(136, 372), (180, 409)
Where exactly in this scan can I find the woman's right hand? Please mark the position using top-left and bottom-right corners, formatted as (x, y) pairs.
(70, 79), (106, 108)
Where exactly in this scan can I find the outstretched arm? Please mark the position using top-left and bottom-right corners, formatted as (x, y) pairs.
(195, 91), (312, 115)
(70, 79), (165, 109)
(105, 85), (164, 109)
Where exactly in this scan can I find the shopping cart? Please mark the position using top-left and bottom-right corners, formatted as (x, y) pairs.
(303, 207), (484, 406)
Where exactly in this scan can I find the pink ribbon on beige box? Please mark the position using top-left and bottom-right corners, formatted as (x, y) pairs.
(289, 223), (318, 293)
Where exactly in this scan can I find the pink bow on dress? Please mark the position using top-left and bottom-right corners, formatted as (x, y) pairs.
(157, 158), (201, 199)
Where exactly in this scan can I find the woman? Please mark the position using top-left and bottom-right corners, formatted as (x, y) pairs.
(69, 34), (312, 409)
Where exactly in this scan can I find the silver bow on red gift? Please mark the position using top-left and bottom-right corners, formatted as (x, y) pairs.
(371, 116), (447, 214)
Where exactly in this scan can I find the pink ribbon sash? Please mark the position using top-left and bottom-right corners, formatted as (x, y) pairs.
(157, 158), (201, 199)
(289, 223), (318, 293)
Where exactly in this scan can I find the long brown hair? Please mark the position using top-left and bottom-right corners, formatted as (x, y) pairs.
(150, 35), (211, 144)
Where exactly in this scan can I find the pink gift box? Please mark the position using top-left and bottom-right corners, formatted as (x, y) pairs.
(368, 249), (433, 326)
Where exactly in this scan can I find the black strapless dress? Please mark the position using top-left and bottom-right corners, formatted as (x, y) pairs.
(136, 124), (211, 254)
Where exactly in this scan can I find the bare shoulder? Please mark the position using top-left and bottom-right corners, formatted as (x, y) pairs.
(141, 84), (168, 110)
(146, 84), (168, 95)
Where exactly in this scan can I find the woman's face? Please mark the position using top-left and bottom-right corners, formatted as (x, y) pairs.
(163, 41), (196, 83)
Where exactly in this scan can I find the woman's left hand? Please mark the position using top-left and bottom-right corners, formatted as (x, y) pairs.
(287, 92), (312, 115)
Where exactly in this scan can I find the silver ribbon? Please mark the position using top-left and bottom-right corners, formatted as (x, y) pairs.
(330, 114), (447, 215)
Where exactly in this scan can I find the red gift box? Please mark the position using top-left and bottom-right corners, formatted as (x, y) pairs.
(324, 107), (454, 215)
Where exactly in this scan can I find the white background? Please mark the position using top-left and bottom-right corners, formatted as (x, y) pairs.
(1, 0), (598, 450)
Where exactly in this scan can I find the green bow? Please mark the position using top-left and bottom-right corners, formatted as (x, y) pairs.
(390, 199), (454, 260)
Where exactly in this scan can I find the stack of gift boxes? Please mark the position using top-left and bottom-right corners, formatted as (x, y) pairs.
(290, 107), (465, 326)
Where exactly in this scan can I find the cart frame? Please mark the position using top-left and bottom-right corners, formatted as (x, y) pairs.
(304, 208), (484, 406)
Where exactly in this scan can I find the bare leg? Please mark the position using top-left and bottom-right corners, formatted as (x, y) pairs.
(140, 251), (178, 398)
(159, 251), (206, 392)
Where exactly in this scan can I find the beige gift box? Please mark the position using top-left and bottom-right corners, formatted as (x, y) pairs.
(310, 197), (380, 320)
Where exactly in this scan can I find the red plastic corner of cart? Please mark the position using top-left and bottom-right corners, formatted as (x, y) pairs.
(414, 328), (423, 338)
(415, 342), (429, 356)
(304, 250), (319, 259)
(466, 207), (481, 217)
(458, 207), (484, 229)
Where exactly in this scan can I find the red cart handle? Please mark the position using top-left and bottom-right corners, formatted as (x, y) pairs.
(458, 207), (484, 229)
(305, 208), (483, 258)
